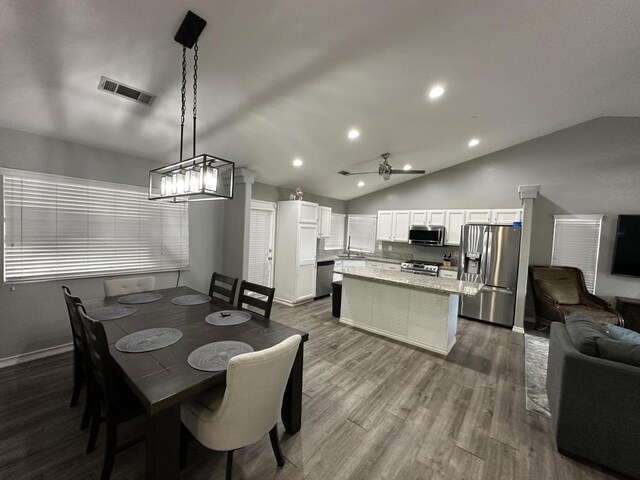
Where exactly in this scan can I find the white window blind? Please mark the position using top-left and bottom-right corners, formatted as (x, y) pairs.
(248, 203), (275, 287)
(325, 213), (345, 250)
(2, 170), (189, 283)
(551, 215), (603, 293)
(347, 215), (377, 253)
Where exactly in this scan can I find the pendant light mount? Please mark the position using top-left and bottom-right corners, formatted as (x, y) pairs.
(150, 10), (235, 202)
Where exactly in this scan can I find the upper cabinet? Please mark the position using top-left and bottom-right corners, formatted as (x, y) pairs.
(492, 209), (522, 224)
(465, 209), (492, 224)
(428, 210), (446, 226)
(377, 210), (410, 242)
(445, 210), (466, 245)
(410, 210), (427, 226)
(318, 206), (332, 238)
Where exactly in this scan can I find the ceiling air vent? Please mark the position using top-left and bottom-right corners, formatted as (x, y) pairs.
(98, 76), (156, 106)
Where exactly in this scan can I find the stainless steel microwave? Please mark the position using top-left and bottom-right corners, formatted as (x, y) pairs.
(408, 225), (446, 246)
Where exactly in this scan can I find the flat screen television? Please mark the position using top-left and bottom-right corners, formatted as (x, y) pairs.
(611, 215), (640, 277)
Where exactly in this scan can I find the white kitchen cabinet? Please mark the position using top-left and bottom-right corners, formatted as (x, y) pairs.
(377, 211), (394, 241)
(318, 206), (332, 238)
(465, 209), (492, 224)
(384, 263), (402, 272)
(492, 209), (522, 224)
(428, 210), (446, 226)
(393, 211), (410, 242)
(438, 269), (458, 279)
(274, 201), (318, 306)
(377, 210), (410, 242)
(410, 210), (427, 226)
(445, 210), (466, 245)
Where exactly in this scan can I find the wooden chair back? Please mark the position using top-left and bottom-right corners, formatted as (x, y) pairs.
(78, 307), (120, 414)
(237, 280), (276, 319)
(208, 272), (239, 305)
(62, 286), (86, 355)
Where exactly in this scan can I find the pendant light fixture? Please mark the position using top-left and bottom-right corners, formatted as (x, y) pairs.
(149, 10), (235, 202)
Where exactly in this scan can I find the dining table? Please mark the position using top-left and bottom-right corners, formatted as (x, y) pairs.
(87, 285), (309, 480)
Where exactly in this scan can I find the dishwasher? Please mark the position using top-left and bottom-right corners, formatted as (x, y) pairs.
(315, 260), (335, 299)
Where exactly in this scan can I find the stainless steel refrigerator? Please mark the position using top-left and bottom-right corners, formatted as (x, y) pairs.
(458, 224), (521, 327)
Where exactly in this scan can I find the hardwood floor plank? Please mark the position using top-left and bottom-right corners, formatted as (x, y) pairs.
(0, 297), (621, 480)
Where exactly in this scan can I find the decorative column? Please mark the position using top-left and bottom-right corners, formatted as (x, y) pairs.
(222, 168), (256, 282)
(513, 184), (541, 333)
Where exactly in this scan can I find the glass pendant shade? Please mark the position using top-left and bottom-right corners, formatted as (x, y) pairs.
(149, 154), (234, 201)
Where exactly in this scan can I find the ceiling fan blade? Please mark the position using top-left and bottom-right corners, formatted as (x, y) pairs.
(389, 169), (426, 175)
(338, 170), (379, 176)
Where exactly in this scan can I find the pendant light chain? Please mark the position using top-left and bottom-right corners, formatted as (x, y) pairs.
(180, 46), (187, 161)
(192, 42), (198, 157)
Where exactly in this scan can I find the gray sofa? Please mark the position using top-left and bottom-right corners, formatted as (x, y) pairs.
(547, 321), (640, 479)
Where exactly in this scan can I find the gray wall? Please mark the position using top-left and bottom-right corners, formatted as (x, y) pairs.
(0, 127), (225, 360)
(252, 182), (347, 213)
(347, 117), (640, 302)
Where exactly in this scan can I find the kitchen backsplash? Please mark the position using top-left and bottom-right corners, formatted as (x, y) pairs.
(377, 241), (460, 265)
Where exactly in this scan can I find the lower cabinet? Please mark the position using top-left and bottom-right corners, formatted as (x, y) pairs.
(438, 269), (458, 280)
(296, 263), (316, 300)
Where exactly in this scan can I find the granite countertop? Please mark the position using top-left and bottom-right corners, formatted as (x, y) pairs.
(335, 266), (482, 296)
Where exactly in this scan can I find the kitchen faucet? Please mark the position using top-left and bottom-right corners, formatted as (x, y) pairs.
(347, 235), (351, 259)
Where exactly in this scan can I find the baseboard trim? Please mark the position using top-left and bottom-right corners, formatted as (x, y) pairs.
(0, 343), (73, 369)
(512, 326), (525, 334)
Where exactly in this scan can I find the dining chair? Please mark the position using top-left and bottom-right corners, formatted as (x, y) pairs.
(236, 280), (276, 319)
(78, 306), (145, 480)
(61, 286), (92, 430)
(180, 334), (302, 479)
(208, 272), (239, 305)
(103, 276), (155, 297)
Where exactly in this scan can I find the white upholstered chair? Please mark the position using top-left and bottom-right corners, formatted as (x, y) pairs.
(103, 276), (155, 297)
(180, 334), (302, 479)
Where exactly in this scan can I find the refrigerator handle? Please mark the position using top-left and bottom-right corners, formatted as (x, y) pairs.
(480, 229), (489, 283)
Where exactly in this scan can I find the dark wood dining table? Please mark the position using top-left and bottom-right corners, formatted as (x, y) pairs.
(88, 286), (309, 480)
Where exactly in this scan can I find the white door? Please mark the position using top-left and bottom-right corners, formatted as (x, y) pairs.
(410, 210), (427, 226)
(248, 201), (276, 288)
(297, 223), (318, 301)
(465, 209), (491, 224)
(393, 211), (411, 242)
(377, 211), (394, 241)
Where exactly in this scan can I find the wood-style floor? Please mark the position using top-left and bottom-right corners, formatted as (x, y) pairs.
(0, 298), (623, 480)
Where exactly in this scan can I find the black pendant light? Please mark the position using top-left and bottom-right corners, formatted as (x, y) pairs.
(149, 11), (235, 202)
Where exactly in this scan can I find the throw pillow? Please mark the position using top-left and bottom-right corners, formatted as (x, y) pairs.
(596, 338), (640, 368)
(606, 323), (640, 345)
(565, 314), (610, 356)
(537, 278), (580, 305)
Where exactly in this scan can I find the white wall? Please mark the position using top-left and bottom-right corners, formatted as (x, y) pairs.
(347, 117), (640, 303)
(0, 127), (225, 360)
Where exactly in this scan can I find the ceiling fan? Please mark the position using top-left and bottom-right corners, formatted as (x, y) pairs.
(338, 153), (426, 181)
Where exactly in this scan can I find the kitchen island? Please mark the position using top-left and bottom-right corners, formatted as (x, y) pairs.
(336, 266), (483, 355)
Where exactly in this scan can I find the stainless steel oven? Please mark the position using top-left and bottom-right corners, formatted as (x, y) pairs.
(408, 225), (445, 246)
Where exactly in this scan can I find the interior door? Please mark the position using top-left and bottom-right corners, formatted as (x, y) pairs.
(248, 201), (276, 288)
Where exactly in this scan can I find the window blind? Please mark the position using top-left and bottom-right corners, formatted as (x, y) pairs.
(325, 213), (345, 250)
(247, 205), (275, 287)
(2, 170), (189, 283)
(551, 215), (603, 293)
(347, 215), (377, 253)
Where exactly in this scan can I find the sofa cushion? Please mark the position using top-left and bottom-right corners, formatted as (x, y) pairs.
(537, 278), (580, 305)
(596, 338), (640, 368)
(607, 324), (640, 345)
(565, 315), (610, 356)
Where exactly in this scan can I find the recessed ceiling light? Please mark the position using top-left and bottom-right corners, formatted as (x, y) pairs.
(357, 181), (365, 187)
(428, 85), (445, 99)
(468, 138), (480, 147)
(292, 158), (303, 167)
(403, 164), (412, 171)
(347, 128), (360, 140)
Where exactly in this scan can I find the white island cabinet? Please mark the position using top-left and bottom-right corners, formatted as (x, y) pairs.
(337, 267), (482, 355)
(274, 201), (318, 306)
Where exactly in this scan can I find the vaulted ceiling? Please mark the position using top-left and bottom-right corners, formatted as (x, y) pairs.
(1, 0), (639, 199)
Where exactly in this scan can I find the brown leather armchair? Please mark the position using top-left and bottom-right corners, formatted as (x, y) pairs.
(529, 266), (624, 328)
